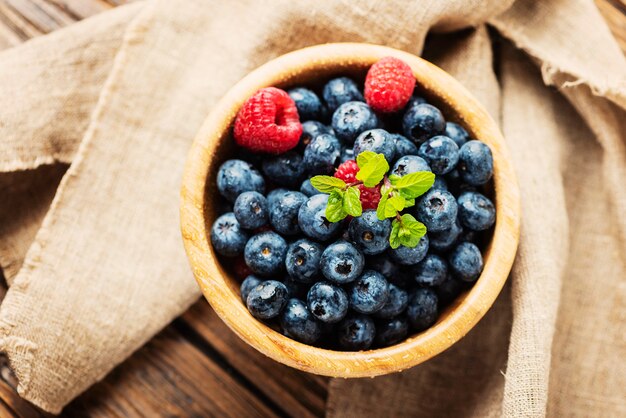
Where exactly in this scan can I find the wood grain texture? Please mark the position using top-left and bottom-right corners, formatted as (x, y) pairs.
(180, 43), (521, 377)
(0, 0), (623, 416)
(62, 327), (283, 418)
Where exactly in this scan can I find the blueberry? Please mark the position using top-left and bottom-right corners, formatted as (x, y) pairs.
(405, 93), (427, 110)
(303, 133), (341, 174)
(348, 270), (389, 314)
(353, 129), (396, 163)
(285, 239), (323, 283)
(391, 155), (431, 177)
(211, 212), (249, 257)
(348, 210), (391, 255)
(280, 298), (322, 344)
(262, 151), (305, 188)
(448, 242), (483, 282)
(458, 140), (493, 186)
(337, 314), (375, 351)
(233, 191), (268, 230)
(459, 229), (477, 244)
(415, 189), (458, 232)
(217, 159), (265, 202)
(332, 101), (379, 144)
(445, 169), (477, 196)
(323, 77), (364, 112)
(388, 235), (429, 266)
(367, 254), (411, 288)
(300, 179), (319, 197)
(267, 188), (288, 207)
(374, 284), (408, 319)
(375, 316), (409, 347)
(298, 194), (342, 241)
(320, 240), (365, 284)
(445, 122), (469, 148)
(413, 254), (448, 286)
(282, 276), (311, 299)
(429, 218), (463, 252)
(432, 176), (448, 191)
(298, 121), (332, 151)
(246, 280), (289, 319)
(288, 87), (325, 121)
(417, 135), (459, 175)
(402, 103), (445, 144)
(339, 147), (355, 163)
(457, 191), (496, 231)
(436, 275), (466, 306)
(407, 288), (438, 331)
(244, 231), (288, 276)
(307, 281), (349, 323)
(390, 133), (418, 160)
(240, 275), (263, 303)
(269, 191), (307, 236)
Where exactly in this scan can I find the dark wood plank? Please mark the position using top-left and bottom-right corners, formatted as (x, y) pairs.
(62, 327), (280, 418)
(3, 0), (74, 34)
(180, 301), (328, 418)
(46, 0), (114, 21)
(0, 356), (46, 418)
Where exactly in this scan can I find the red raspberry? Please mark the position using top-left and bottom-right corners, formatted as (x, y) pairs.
(364, 57), (416, 113)
(359, 186), (382, 210)
(334, 160), (381, 210)
(334, 159), (359, 183)
(234, 87), (302, 154)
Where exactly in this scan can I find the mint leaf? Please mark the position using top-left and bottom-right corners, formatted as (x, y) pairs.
(325, 190), (348, 222)
(343, 186), (362, 217)
(383, 200), (398, 218)
(389, 214), (427, 249)
(387, 194), (406, 212)
(310, 175), (347, 193)
(404, 198), (416, 208)
(376, 190), (389, 221)
(356, 153), (389, 187)
(389, 171), (435, 199)
(356, 150), (377, 169)
(376, 185), (399, 219)
(389, 219), (402, 249)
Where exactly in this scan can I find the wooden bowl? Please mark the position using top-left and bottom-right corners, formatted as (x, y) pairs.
(180, 43), (520, 377)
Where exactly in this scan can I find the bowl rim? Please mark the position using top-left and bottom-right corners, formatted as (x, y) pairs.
(180, 42), (520, 377)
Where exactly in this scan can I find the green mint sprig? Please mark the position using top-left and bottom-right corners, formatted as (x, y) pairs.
(310, 151), (388, 222)
(310, 151), (434, 249)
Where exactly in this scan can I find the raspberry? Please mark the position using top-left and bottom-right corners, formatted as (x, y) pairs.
(234, 87), (302, 154)
(334, 160), (381, 210)
(359, 186), (381, 210)
(334, 159), (359, 183)
(364, 57), (416, 113)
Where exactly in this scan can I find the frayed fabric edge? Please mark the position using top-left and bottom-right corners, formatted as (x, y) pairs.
(0, 153), (73, 174)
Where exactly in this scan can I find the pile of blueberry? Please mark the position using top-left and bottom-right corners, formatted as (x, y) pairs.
(210, 57), (495, 351)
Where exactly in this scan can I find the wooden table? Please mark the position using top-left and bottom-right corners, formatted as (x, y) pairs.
(0, 1), (623, 416)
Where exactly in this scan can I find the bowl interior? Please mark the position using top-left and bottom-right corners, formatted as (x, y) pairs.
(181, 43), (520, 377)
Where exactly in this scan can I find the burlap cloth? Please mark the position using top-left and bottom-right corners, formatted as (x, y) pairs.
(0, 0), (624, 415)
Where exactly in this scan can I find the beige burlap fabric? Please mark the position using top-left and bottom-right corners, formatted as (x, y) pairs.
(0, 0), (624, 415)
